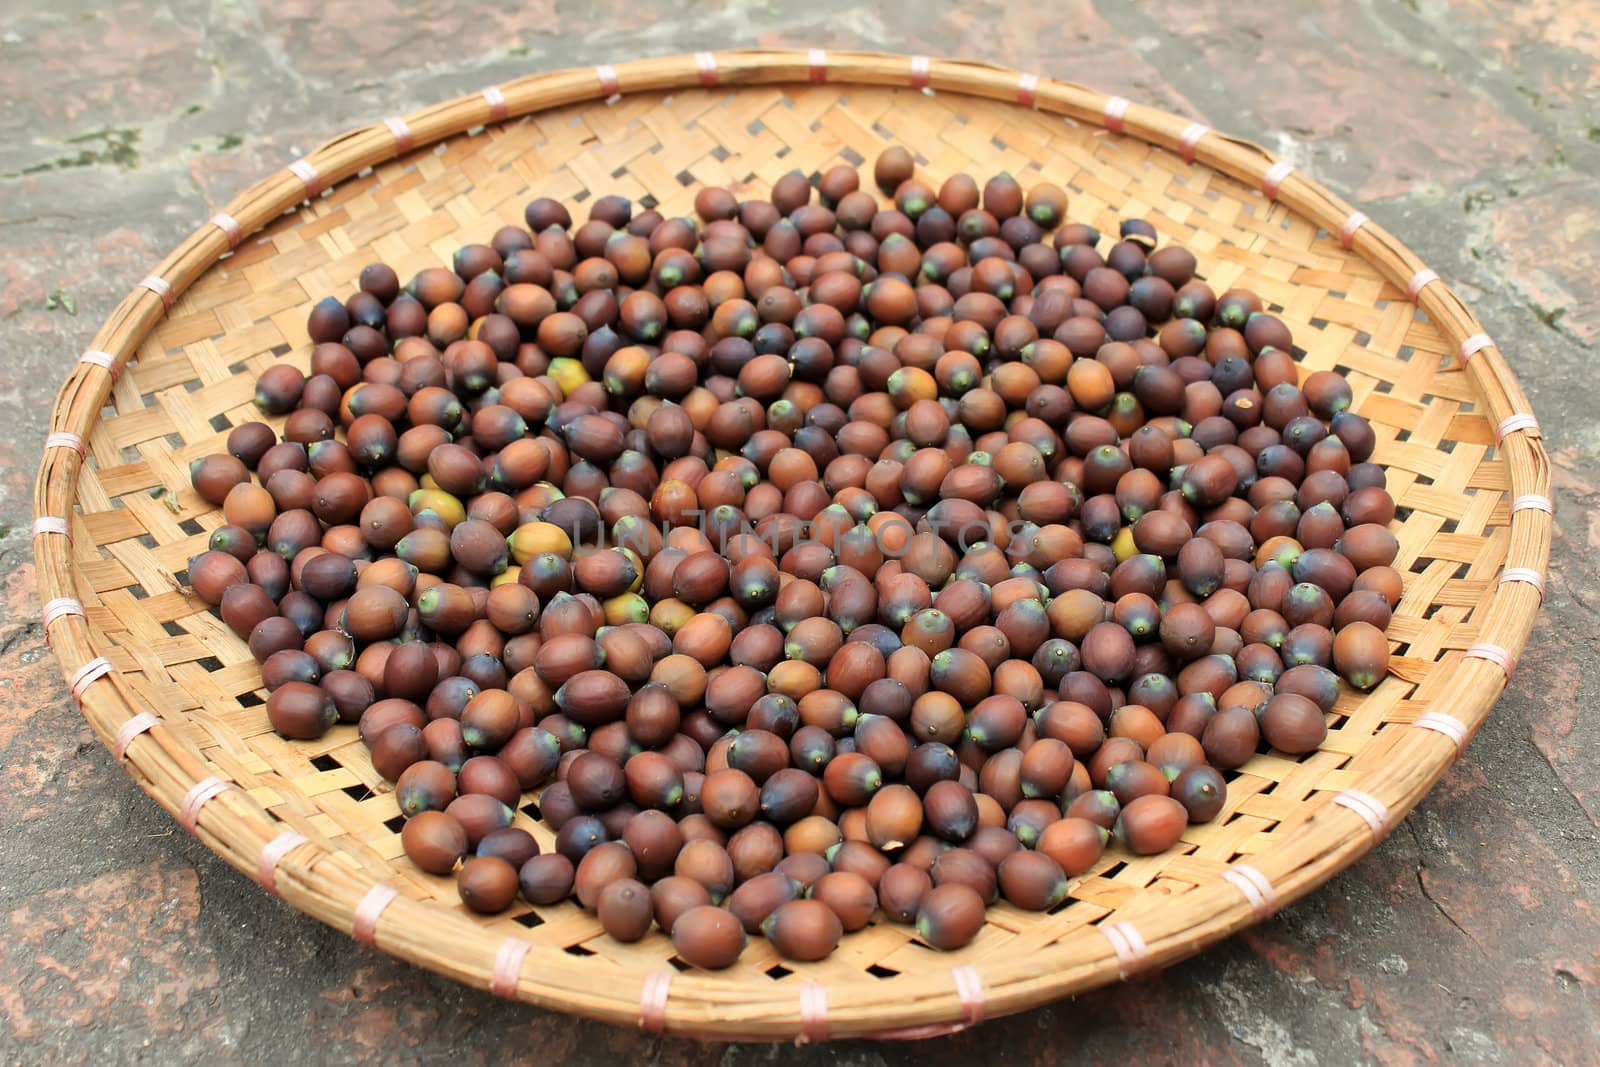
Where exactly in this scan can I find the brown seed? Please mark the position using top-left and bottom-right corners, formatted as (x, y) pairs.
(401, 810), (468, 875)
(568, 751), (627, 812)
(923, 779), (979, 842)
(457, 755), (521, 807)
(189, 550), (250, 606)
(1108, 704), (1166, 751)
(1171, 765), (1228, 823)
(190, 454), (252, 506)
(1333, 620), (1389, 690)
(457, 855), (520, 914)
(727, 871), (803, 933)
(261, 649), (318, 691)
(915, 883), (986, 950)
(519, 852), (576, 905)
(554, 669), (630, 725)
(444, 794), (514, 846)
(1064, 789), (1120, 830)
(624, 750), (685, 811)
(828, 839), (891, 890)
(671, 905), (747, 969)
(597, 878), (654, 942)
(1146, 732), (1207, 781)
(266, 681), (337, 740)
(865, 784), (923, 850)
(460, 689), (520, 751)
(812, 870), (877, 932)
(763, 898), (844, 962)
(705, 664), (766, 724)
(930, 847), (997, 904)
(1081, 621), (1136, 683)
(344, 586), (409, 641)
(700, 768), (760, 829)
(675, 838), (736, 900)
(874, 146), (915, 194)
(370, 723), (429, 781)
(998, 849), (1070, 911)
(822, 751), (883, 807)
(1160, 601), (1216, 660)
(1201, 705), (1261, 770)
(1018, 737), (1075, 800)
(220, 583), (278, 639)
(574, 840), (638, 911)
(1259, 692), (1328, 754)
(674, 612), (733, 666)
(879, 863), (934, 923)
(1037, 817), (1109, 876)
(395, 760), (456, 817)
(1113, 794), (1188, 855)
(477, 827), (539, 869)
(1104, 760), (1170, 806)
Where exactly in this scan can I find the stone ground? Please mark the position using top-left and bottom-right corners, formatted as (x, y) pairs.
(2, 2), (1598, 1064)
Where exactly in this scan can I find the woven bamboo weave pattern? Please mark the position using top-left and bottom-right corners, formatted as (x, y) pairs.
(32, 52), (1550, 1040)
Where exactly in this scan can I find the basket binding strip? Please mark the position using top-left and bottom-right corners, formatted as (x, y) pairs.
(32, 50), (1551, 1040)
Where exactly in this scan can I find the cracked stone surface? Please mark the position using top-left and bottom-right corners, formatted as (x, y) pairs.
(2, 2), (1597, 1063)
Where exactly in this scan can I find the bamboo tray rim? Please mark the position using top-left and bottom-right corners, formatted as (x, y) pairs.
(32, 49), (1552, 1041)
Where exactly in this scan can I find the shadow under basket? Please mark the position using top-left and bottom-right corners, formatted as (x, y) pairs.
(32, 50), (1551, 1041)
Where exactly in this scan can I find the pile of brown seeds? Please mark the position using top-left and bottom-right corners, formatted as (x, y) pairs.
(187, 147), (1396, 967)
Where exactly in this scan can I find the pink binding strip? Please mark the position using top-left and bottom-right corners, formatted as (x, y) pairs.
(288, 158), (323, 198)
(1221, 864), (1277, 920)
(1458, 333), (1493, 365)
(258, 830), (310, 895)
(1332, 789), (1390, 837)
(1407, 268), (1439, 301)
(209, 212), (244, 248)
(42, 596), (85, 627)
(1016, 72), (1039, 107)
(798, 982), (829, 1043)
(1262, 161), (1294, 200)
(952, 965), (985, 1024)
(491, 938), (531, 997)
(384, 116), (415, 154)
(113, 711), (160, 760)
(695, 52), (718, 87)
(352, 884), (399, 945)
(909, 54), (930, 90)
(1104, 96), (1130, 133)
(1498, 567), (1545, 596)
(1178, 122), (1209, 163)
(1512, 494), (1554, 515)
(638, 971), (673, 1032)
(1413, 711), (1468, 752)
(288, 159), (321, 199)
(1340, 211), (1368, 250)
(140, 275), (175, 309)
(179, 776), (230, 832)
(69, 656), (114, 702)
(482, 86), (508, 122)
(33, 517), (71, 540)
(80, 349), (119, 379)
(1495, 413), (1539, 444)
(1102, 921), (1148, 978)
(596, 64), (619, 97)
(808, 49), (828, 83)
(45, 431), (85, 456)
(1466, 642), (1517, 676)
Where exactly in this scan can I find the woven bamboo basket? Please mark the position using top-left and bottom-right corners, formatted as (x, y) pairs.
(33, 50), (1551, 1041)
